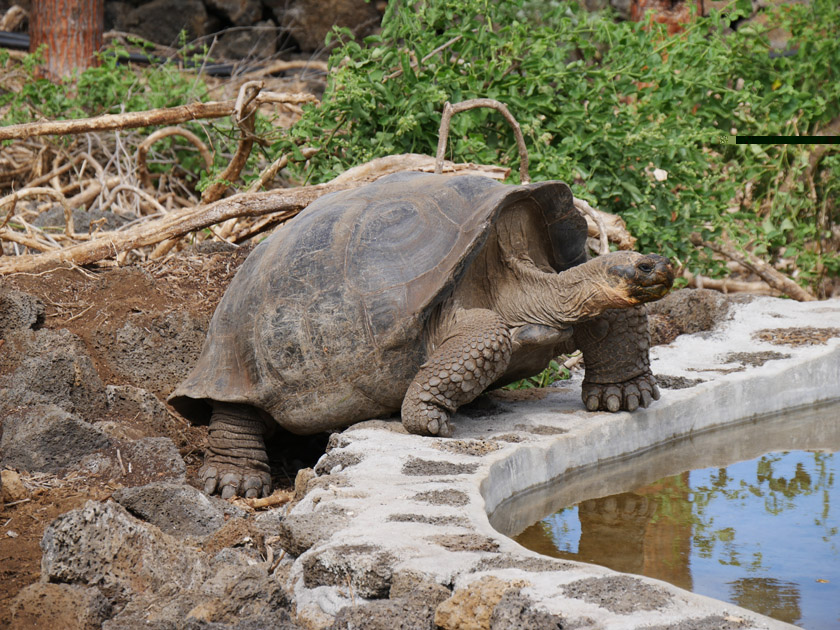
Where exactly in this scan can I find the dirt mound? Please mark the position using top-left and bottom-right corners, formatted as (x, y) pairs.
(0, 248), (255, 626)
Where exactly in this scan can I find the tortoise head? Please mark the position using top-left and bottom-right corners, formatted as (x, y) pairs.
(603, 252), (674, 304)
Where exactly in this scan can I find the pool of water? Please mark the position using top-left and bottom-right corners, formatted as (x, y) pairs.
(493, 401), (840, 629)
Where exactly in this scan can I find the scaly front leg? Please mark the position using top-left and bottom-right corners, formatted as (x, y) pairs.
(401, 309), (512, 437)
(575, 305), (660, 412)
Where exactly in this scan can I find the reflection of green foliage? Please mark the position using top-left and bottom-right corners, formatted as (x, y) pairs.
(690, 452), (835, 569)
(645, 452), (836, 570)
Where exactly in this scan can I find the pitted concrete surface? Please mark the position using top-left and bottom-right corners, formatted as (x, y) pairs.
(284, 296), (840, 630)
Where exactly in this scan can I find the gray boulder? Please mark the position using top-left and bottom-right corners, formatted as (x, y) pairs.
(647, 288), (730, 345)
(0, 288), (44, 338)
(113, 482), (245, 538)
(0, 405), (112, 473)
(0, 327), (107, 420)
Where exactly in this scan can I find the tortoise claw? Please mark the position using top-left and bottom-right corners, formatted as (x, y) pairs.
(581, 372), (660, 413)
(203, 467), (219, 495)
(199, 459), (272, 499)
(403, 404), (453, 437)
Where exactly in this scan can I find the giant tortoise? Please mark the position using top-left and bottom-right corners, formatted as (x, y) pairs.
(169, 172), (674, 498)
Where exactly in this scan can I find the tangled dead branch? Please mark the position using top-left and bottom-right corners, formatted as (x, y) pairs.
(689, 232), (815, 302)
(434, 98), (530, 184)
(137, 127), (213, 189)
(0, 90), (641, 276)
(0, 91), (317, 142)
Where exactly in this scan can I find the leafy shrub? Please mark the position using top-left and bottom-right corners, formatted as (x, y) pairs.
(277, 0), (840, 289)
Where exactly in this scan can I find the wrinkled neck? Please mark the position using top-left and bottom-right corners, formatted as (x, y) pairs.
(499, 256), (631, 327)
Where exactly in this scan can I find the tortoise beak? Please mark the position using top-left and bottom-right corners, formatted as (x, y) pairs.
(608, 254), (674, 303)
(632, 254), (674, 301)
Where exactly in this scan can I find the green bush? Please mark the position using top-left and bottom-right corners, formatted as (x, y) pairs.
(277, 0), (840, 290)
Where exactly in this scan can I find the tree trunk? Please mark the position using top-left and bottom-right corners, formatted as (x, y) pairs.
(29, 0), (105, 80)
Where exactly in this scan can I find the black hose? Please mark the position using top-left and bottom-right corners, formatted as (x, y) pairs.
(0, 30), (263, 77)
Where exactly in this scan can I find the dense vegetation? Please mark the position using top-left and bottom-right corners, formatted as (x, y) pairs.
(2, 0), (838, 294)
(281, 0), (840, 292)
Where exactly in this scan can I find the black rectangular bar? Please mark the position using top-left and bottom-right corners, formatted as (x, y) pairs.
(735, 136), (840, 145)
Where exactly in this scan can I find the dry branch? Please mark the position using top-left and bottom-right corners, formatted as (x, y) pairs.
(0, 228), (58, 252)
(573, 198), (609, 255)
(0, 154), (507, 274)
(241, 59), (329, 80)
(247, 147), (321, 193)
(434, 99), (530, 184)
(200, 81), (263, 204)
(0, 186), (74, 235)
(683, 271), (780, 296)
(578, 199), (637, 251)
(66, 176), (120, 210)
(0, 92), (317, 141)
(689, 232), (815, 301)
(136, 127), (213, 188)
(383, 35), (463, 81)
(102, 184), (168, 215)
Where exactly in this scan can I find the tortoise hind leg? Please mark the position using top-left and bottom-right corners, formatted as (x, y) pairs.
(402, 309), (512, 437)
(202, 402), (272, 499)
(575, 305), (660, 412)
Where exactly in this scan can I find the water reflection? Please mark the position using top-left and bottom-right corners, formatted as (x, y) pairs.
(730, 578), (801, 626)
(514, 450), (838, 629)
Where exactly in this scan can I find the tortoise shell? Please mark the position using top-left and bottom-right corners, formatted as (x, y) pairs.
(169, 172), (585, 433)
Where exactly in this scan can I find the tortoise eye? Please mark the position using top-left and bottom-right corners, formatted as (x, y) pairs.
(638, 262), (654, 273)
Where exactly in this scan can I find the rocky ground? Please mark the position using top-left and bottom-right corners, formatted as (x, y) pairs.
(0, 245), (332, 629)
(0, 238), (736, 630)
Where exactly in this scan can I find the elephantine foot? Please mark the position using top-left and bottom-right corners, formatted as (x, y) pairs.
(582, 371), (660, 412)
(200, 458), (271, 500)
(401, 308), (512, 438)
(202, 402), (271, 499)
(401, 395), (453, 437)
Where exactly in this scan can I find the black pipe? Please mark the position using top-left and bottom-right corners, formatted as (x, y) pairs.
(0, 30), (267, 77)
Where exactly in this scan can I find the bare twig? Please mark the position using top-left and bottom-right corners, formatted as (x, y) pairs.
(65, 177), (121, 212)
(0, 228), (58, 252)
(2, 497), (31, 508)
(434, 99), (530, 183)
(201, 81), (263, 204)
(102, 184), (168, 215)
(384, 35), (463, 81)
(26, 155), (81, 189)
(573, 198), (609, 255)
(269, 549), (286, 574)
(242, 490), (294, 509)
(689, 232), (815, 301)
(136, 127), (214, 188)
(246, 147), (320, 193)
(0, 92), (318, 142)
(241, 59), (328, 80)
(0, 186), (75, 236)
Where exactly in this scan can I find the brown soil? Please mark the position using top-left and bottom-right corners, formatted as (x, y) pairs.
(0, 480), (112, 627)
(2, 247), (251, 397)
(0, 248), (253, 627)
